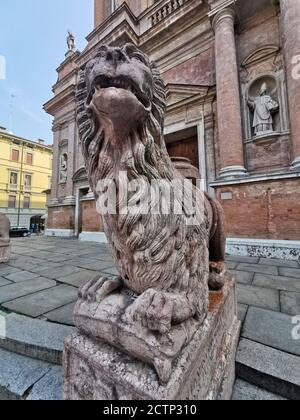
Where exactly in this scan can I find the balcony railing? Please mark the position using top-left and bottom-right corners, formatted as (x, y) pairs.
(151, 0), (188, 27)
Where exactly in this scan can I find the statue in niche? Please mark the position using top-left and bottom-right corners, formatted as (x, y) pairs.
(248, 82), (279, 136)
(60, 153), (68, 183)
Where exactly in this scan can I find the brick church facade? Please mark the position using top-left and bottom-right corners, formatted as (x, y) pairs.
(44, 0), (300, 258)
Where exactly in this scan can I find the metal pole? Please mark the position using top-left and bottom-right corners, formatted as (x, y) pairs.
(17, 141), (24, 226)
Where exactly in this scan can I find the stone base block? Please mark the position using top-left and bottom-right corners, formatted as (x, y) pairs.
(63, 277), (240, 400)
(0, 241), (11, 263)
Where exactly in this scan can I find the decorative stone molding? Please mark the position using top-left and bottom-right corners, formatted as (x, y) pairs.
(151, 0), (189, 27)
(218, 166), (248, 180)
(291, 156), (300, 171)
(211, 7), (235, 31)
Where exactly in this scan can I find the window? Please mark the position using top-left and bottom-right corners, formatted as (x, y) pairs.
(26, 152), (33, 165)
(23, 196), (30, 209)
(12, 149), (19, 162)
(8, 195), (16, 209)
(9, 172), (18, 187)
(24, 174), (32, 191)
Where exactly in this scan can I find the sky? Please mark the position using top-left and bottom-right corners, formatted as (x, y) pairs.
(0, 0), (94, 144)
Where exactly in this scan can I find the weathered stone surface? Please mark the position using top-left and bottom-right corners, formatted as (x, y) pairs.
(236, 263), (278, 276)
(0, 313), (75, 364)
(236, 338), (300, 400)
(3, 285), (78, 318)
(280, 291), (300, 317)
(59, 270), (97, 288)
(230, 270), (254, 285)
(0, 347), (52, 400)
(37, 265), (84, 279)
(0, 266), (20, 276)
(278, 267), (300, 279)
(242, 307), (300, 357)
(232, 379), (287, 401)
(0, 277), (12, 287)
(44, 303), (75, 326)
(0, 278), (56, 304)
(27, 366), (62, 401)
(4, 270), (40, 283)
(238, 304), (248, 323)
(253, 273), (300, 293)
(227, 261), (238, 270)
(64, 278), (240, 400)
(227, 256), (259, 264)
(259, 258), (299, 268)
(237, 284), (280, 311)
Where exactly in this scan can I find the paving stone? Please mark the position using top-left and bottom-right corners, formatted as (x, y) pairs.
(230, 270), (254, 285)
(0, 347), (53, 400)
(253, 273), (300, 293)
(278, 267), (300, 280)
(27, 366), (62, 400)
(43, 303), (75, 326)
(232, 379), (286, 401)
(4, 271), (40, 283)
(259, 258), (299, 268)
(0, 313), (74, 364)
(73, 259), (115, 272)
(37, 265), (84, 279)
(0, 278), (56, 304)
(242, 307), (300, 357)
(100, 266), (119, 276)
(227, 255), (259, 264)
(280, 291), (300, 317)
(227, 261), (238, 270)
(236, 263), (278, 276)
(236, 338), (300, 400)
(59, 270), (97, 288)
(237, 284), (280, 311)
(3, 285), (78, 318)
(28, 263), (64, 275)
(238, 304), (248, 323)
(0, 266), (20, 276)
(0, 277), (12, 287)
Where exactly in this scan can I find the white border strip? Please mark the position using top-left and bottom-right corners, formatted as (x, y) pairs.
(226, 238), (300, 261)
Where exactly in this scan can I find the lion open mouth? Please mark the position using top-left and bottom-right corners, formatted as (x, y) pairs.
(90, 75), (150, 109)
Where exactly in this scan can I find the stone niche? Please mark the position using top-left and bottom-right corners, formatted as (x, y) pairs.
(240, 46), (291, 172)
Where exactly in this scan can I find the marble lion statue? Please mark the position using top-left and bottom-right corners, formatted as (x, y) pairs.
(76, 44), (227, 336)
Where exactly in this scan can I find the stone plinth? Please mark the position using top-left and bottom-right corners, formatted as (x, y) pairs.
(0, 239), (11, 264)
(63, 275), (240, 400)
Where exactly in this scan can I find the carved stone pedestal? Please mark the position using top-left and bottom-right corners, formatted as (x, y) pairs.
(0, 239), (11, 263)
(63, 275), (240, 400)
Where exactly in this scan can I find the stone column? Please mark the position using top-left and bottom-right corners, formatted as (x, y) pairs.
(213, 8), (247, 179)
(49, 126), (60, 204)
(280, 0), (300, 171)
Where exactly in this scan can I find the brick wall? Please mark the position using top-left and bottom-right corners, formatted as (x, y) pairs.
(81, 200), (103, 232)
(216, 179), (300, 240)
(47, 206), (75, 230)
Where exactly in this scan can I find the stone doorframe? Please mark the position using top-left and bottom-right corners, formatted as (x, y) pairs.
(74, 183), (91, 237)
(164, 114), (207, 191)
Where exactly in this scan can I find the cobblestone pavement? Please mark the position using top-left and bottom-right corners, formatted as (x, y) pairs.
(0, 236), (299, 400)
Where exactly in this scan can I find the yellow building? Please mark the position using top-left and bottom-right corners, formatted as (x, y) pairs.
(0, 126), (52, 229)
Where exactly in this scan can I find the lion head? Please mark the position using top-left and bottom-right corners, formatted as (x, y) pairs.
(76, 43), (175, 192)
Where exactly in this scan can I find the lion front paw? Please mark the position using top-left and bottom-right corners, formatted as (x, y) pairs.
(78, 276), (122, 303)
(125, 289), (174, 334)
